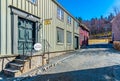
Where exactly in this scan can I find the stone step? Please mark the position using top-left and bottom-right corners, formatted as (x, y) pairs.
(4, 55), (32, 77)
(9, 63), (23, 67)
(4, 68), (19, 77)
(15, 59), (27, 62)
(4, 68), (19, 73)
(15, 59), (27, 64)
(9, 63), (23, 70)
(19, 55), (29, 59)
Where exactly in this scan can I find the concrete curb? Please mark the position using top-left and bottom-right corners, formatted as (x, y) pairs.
(42, 54), (75, 71)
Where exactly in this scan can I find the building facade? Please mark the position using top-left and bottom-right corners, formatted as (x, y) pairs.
(0, 0), (80, 56)
(111, 14), (120, 41)
(79, 24), (89, 47)
(0, 0), (81, 75)
(0, 0), (41, 55)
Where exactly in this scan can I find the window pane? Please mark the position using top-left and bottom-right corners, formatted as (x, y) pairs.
(57, 27), (64, 43)
(67, 31), (72, 43)
(61, 11), (64, 20)
(57, 7), (64, 20)
(29, 0), (37, 4)
(67, 15), (71, 24)
(75, 21), (79, 29)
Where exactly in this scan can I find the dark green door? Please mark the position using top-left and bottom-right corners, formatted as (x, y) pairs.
(18, 17), (35, 55)
(74, 36), (79, 49)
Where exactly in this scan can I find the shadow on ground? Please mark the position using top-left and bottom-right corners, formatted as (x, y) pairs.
(7, 65), (120, 81)
(87, 44), (113, 48)
(2, 44), (120, 81)
(79, 44), (120, 55)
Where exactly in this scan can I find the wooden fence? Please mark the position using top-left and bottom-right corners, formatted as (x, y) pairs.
(89, 38), (111, 44)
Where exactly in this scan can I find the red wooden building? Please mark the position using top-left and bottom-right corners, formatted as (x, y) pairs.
(79, 24), (90, 47)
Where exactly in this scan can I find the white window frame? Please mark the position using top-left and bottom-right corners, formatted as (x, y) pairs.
(56, 27), (64, 43)
(67, 15), (71, 24)
(29, 0), (37, 4)
(57, 7), (64, 20)
(75, 21), (79, 29)
(67, 31), (72, 43)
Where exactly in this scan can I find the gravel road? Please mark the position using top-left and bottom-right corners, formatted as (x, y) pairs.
(21, 44), (120, 81)
(4, 44), (120, 81)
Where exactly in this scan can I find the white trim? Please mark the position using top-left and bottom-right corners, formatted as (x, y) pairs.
(11, 7), (39, 22)
(10, 7), (40, 54)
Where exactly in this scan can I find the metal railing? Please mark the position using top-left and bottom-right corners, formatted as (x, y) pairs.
(18, 41), (33, 57)
(18, 38), (51, 68)
(42, 39), (51, 64)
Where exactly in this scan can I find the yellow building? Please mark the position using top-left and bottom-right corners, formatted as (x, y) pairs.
(0, 0), (80, 76)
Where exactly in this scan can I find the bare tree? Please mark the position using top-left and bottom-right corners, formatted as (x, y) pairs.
(113, 6), (120, 16)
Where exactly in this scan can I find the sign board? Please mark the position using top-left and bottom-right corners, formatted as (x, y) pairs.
(34, 43), (42, 51)
(44, 19), (51, 25)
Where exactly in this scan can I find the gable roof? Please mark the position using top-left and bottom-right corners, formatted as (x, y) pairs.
(80, 23), (90, 32)
(111, 13), (120, 23)
(52, 0), (89, 32)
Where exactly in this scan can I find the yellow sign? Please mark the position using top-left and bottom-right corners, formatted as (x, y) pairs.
(44, 19), (51, 25)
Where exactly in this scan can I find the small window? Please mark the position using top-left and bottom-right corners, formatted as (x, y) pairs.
(67, 31), (72, 43)
(67, 15), (71, 24)
(57, 27), (64, 43)
(75, 21), (79, 29)
(29, 0), (37, 4)
(57, 7), (64, 20)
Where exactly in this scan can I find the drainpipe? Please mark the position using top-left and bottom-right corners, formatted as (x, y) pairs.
(73, 21), (75, 50)
(41, 19), (46, 66)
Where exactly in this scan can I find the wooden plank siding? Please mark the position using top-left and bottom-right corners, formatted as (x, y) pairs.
(0, 0), (80, 55)
(0, 0), (39, 55)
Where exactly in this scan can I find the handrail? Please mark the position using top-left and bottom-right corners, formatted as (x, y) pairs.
(41, 39), (50, 52)
(18, 39), (51, 65)
(41, 39), (51, 64)
(20, 41), (33, 70)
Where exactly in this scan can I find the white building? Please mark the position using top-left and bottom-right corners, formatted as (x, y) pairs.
(0, 0), (80, 76)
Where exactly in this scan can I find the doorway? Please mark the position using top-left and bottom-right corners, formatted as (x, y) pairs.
(74, 36), (79, 49)
(18, 17), (36, 54)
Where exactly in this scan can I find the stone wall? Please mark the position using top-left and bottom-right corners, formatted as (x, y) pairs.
(0, 57), (15, 72)
(0, 50), (73, 76)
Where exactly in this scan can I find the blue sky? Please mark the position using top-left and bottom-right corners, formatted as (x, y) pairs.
(57, 0), (120, 20)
